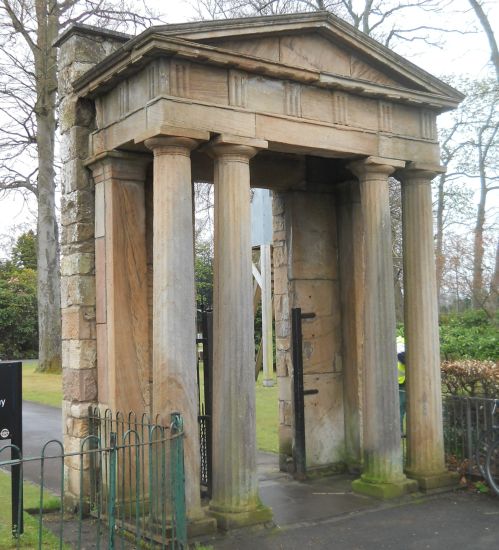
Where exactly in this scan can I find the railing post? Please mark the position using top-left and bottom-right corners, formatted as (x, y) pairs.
(171, 412), (187, 548)
(465, 398), (473, 477)
(108, 432), (117, 550)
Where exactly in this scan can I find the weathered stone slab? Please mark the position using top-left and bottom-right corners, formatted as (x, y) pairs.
(304, 372), (345, 466)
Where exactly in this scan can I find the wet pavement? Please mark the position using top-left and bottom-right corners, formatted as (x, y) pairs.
(0, 401), (63, 493)
(5, 402), (499, 549)
(208, 489), (499, 549)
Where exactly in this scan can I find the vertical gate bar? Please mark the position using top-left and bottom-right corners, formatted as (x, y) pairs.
(465, 398), (473, 477)
(120, 433), (125, 550)
(148, 429), (154, 542)
(292, 307), (306, 479)
(162, 435), (167, 549)
(11, 446), (23, 537)
(58, 448), (64, 549)
(135, 434), (141, 546)
(171, 413), (187, 549)
(108, 432), (117, 550)
(96, 442), (103, 550)
(38, 454), (45, 549)
(78, 447), (84, 549)
(206, 309), (213, 498)
(141, 414), (147, 536)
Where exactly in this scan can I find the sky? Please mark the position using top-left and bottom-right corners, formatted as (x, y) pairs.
(0, 0), (497, 250)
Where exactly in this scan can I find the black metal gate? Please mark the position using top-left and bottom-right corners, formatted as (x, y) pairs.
(291, 307), (317, 480)
(197, 306), (213, 499)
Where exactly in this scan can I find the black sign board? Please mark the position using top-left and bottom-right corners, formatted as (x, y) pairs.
(0, 361), (22, 440)
(0, 361), (23, 535)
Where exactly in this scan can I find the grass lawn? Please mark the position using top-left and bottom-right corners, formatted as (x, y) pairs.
(21, 360), (62, 409)
(0, 470), (63, 549)
(255, 372), (279, 454)
(20, 359), (280, 453)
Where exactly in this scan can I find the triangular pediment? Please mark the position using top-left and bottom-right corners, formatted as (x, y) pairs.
(69, 12), (463, 110)
(199, 32), (413, 90)
(154, 12), (462, 101)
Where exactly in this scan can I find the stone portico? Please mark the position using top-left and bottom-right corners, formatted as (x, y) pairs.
(57, 12), (463, 531)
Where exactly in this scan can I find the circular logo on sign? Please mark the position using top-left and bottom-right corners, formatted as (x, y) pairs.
(0, 428), (9, 438)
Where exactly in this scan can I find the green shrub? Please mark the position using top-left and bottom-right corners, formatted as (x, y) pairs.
(439, 310), (498, 361)
(0, 265), (38, 359)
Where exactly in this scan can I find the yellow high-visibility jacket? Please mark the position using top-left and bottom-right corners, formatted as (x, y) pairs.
(397, 336), (405, 385)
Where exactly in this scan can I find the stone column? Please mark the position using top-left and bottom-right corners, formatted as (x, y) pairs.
(207, 136), (272, 530)
(144, 134), (207, 524)
(400, 166), (456, 490)
(348, 157), (417, 499)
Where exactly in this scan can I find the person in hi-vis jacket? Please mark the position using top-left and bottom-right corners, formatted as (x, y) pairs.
(397, 336), (406, 434)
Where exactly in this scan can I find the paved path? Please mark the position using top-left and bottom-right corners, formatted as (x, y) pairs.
(208, 490), (499, 549)
(6, 402), (499, 550)
(0, 401), (62, 492)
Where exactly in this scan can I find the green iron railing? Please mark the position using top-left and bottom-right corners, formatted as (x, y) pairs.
(0, 410), (187, 549)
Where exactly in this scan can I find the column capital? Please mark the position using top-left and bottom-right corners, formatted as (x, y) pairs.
(397, 162), (446, 184)
(205, 134), (268, 161)
(348, 156), (405, 180)
(145, 136), (204, 158)
(85, 150), (150, 182)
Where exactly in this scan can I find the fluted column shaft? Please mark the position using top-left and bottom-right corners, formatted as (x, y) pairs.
(145, 136), (202, 519)
(348, 159), (412, 495)
(209, 143), (259, 513)
(401, 170), (446, 478)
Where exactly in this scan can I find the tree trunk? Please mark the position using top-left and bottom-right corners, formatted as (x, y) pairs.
(472, 167), (487, 310)
(35, 0), (61, 372)
(489, 241), (499, 315)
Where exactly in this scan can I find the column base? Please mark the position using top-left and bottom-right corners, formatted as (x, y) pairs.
(187, 515), (218, 538)
(406, 470), (459, 492)
(262, 379), (275, 387)
(352, 477), (418, 499)
(208, 504), (273, 531)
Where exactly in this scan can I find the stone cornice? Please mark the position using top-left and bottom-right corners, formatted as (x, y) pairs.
(54, 22), (131, 48)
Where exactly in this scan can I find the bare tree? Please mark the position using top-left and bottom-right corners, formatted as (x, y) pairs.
(458, 78), (499, 309)
(189, 0), (470, 48)
(441, 229), (497, 315)
(435, 77), (498, 311)
(490, 241), (499, 313)
(0, 1), (157, 371)
(467, 0), (499, 81)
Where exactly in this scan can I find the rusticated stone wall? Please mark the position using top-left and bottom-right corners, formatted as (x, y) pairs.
(58, 27), (128, 499)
